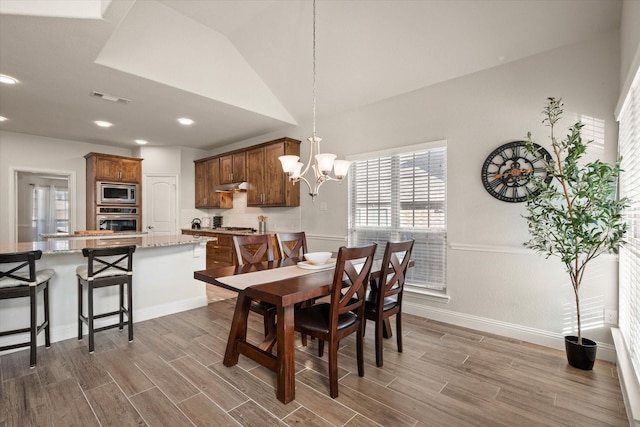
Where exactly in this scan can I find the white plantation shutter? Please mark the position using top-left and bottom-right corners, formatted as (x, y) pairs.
(618, 68), (640, 383)
(349, 143), (447, 290)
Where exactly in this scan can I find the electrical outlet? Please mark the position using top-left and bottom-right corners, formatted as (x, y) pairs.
(604, 309), (617, 325)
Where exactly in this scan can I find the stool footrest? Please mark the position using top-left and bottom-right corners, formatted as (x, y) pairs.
(0, 340), (31, 352)
(0, 327), (30, 337)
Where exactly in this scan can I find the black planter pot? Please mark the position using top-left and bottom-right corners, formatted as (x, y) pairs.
(564, 336), (597, 370)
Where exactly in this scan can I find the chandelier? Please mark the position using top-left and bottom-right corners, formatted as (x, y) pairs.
(278, 0), (351, 200)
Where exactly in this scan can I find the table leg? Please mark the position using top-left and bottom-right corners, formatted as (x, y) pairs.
(224, 292), (252, 367)
(276, 304), (295, 404)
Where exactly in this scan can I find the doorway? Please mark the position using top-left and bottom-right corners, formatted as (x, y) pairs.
(144, 174), (178, 236)
(15, 170), (74, 242)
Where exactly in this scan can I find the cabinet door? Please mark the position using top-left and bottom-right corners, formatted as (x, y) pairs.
(119, 159), (142, 183)
(246, 147), (265, 206)
(262, 142), (286, 206)
(94, 155), (141, 182)
(194, 161), (209, 208)
(220, 152), (246, 184)
(95, 156), (122, 181)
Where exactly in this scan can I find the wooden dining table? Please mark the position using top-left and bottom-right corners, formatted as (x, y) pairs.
(194, 257), (407, 404)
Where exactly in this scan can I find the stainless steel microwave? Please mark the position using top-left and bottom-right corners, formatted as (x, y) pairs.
(97, 182), (138, 205)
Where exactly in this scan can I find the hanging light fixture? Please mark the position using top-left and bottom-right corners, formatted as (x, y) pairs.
(279, 0), (351, 200)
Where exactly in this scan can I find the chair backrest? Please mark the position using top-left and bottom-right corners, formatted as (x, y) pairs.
(329, 243), (377, 329)
(81, 245), (136, 278)
(233, 234), (275, 265)
(0, 250), (42, 286)
(377, 239), (414, 306)
(275, 232), (308, 259)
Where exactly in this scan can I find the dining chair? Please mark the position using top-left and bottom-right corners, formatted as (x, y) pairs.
(232, 234), (277, 340)
(77, 245), (136, 353)
(364, 239), (414, 367)
(275, 232), (308, 259)
(0, 250), (54, 367)
(294, 243), (377, 398)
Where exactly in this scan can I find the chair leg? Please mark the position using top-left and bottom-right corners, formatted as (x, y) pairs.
(127, 279), (134, 342)
(264, 310), (276, 339)
(43, 282), (50, 347)
(318, 339), (325, 357)
(328, 339), (339, 398)
(357, 323), (365, 377)
(29, 286), (37, 368)
(88, 283), (94, 353)
(396, 312), (402, 353)
(119, 283), (124, 330)
(375, 317), (384, 367)
(77, 280), (83, 340)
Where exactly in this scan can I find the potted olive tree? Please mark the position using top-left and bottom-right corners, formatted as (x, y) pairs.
(523, 97), (628, 370)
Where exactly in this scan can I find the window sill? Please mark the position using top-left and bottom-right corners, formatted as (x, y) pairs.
(405, 287), (450, 303)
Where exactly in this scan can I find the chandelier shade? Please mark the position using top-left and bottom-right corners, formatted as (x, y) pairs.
(278, 0), (351, 200)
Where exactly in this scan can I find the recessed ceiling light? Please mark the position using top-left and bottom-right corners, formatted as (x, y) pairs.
(135, 139), (148, 145)
(0, 116), (7, 121)
(177, 117), (194, 126)
(0, 74), (18, 85)
(94, 120), (113, 128)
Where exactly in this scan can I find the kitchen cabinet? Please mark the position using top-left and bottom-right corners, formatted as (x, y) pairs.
(246, 138), (300, 207)
(85, 152), (143, 230)
(220, 152), (246, 184)
(194, 157), (232, 209)
(181, 229), (236, 268)
(86, 152), (142, 183)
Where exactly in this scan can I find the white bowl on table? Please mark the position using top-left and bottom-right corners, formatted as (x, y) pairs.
(303, 252), (332, 265)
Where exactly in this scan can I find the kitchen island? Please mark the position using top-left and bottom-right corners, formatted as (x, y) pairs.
(0, 234), (212, 352)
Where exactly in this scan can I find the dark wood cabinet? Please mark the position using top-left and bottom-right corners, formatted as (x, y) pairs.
(220, 152), (246, 184)
(246, 138), (300, 207)
(86, 153), (142, 183)
(182, 229), (236, 268)
(194, 157), (232, 209)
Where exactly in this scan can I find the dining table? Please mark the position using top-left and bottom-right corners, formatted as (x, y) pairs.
(194, 256), (409, 404)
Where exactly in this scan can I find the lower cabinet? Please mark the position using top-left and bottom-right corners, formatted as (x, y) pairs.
(182, 230), (236, 268)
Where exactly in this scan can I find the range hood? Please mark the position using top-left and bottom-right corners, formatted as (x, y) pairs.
(215, 182), (247, 192)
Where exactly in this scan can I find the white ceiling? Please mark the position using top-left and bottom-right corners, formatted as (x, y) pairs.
(0, 0), (622, 150)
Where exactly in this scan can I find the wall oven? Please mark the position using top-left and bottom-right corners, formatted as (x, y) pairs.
(97, 182), (138, 205)
(96, 207), (140, 232)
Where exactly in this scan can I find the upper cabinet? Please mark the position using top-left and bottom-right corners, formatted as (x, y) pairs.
(220, 152), (246, 184)
(246, 138), (300, 207)
(195, 137), (300, 209)
(194, 157), (232, 209)
(86, 152), (142, 183)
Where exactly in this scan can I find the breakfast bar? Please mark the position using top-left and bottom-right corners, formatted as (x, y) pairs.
(0, 235), (210, 351)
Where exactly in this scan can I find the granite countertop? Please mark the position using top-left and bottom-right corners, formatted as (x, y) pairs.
(181, 227), (258, 236)
(0, 234), (213, 255)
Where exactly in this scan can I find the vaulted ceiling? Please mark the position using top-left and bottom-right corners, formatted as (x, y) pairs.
(0, 0), (622, 149)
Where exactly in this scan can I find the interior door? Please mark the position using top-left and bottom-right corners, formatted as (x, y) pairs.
(145, 175), (177, 236)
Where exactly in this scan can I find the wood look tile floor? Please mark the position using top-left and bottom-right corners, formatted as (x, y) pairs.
(0, 297), (629, 427)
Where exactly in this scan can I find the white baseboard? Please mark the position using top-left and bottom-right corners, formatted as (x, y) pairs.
(403, 301), (617, 363)
(0, 296), (208, 354)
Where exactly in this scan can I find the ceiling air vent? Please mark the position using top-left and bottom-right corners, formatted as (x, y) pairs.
(90, 91), (131, 104)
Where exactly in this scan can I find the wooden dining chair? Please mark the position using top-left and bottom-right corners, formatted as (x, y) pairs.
(294, 243), (377, 398)
(0, 250), (54, 367)
(364, 239), (414, 367)
(275, 232), (308, 259)
(232, 234), (277, 339)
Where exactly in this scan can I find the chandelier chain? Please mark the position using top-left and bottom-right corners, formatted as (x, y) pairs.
(312, 0), (317, 138)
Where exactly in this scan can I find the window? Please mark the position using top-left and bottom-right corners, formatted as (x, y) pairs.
(348, 141), (447, 291)
(618, 68), (640, 383)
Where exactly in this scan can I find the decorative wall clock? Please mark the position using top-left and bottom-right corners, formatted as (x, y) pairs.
(481, 141), (552, 203)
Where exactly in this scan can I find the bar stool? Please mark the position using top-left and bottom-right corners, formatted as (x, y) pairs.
(77, 245), (135, 353)
(0, 250), (54, 367)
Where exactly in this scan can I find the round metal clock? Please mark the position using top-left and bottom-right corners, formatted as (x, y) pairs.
(481, 141), (552, 203)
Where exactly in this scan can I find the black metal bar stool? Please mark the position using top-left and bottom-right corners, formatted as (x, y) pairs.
(0, 250), (54, 367)
(77, 245), (135, 353)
